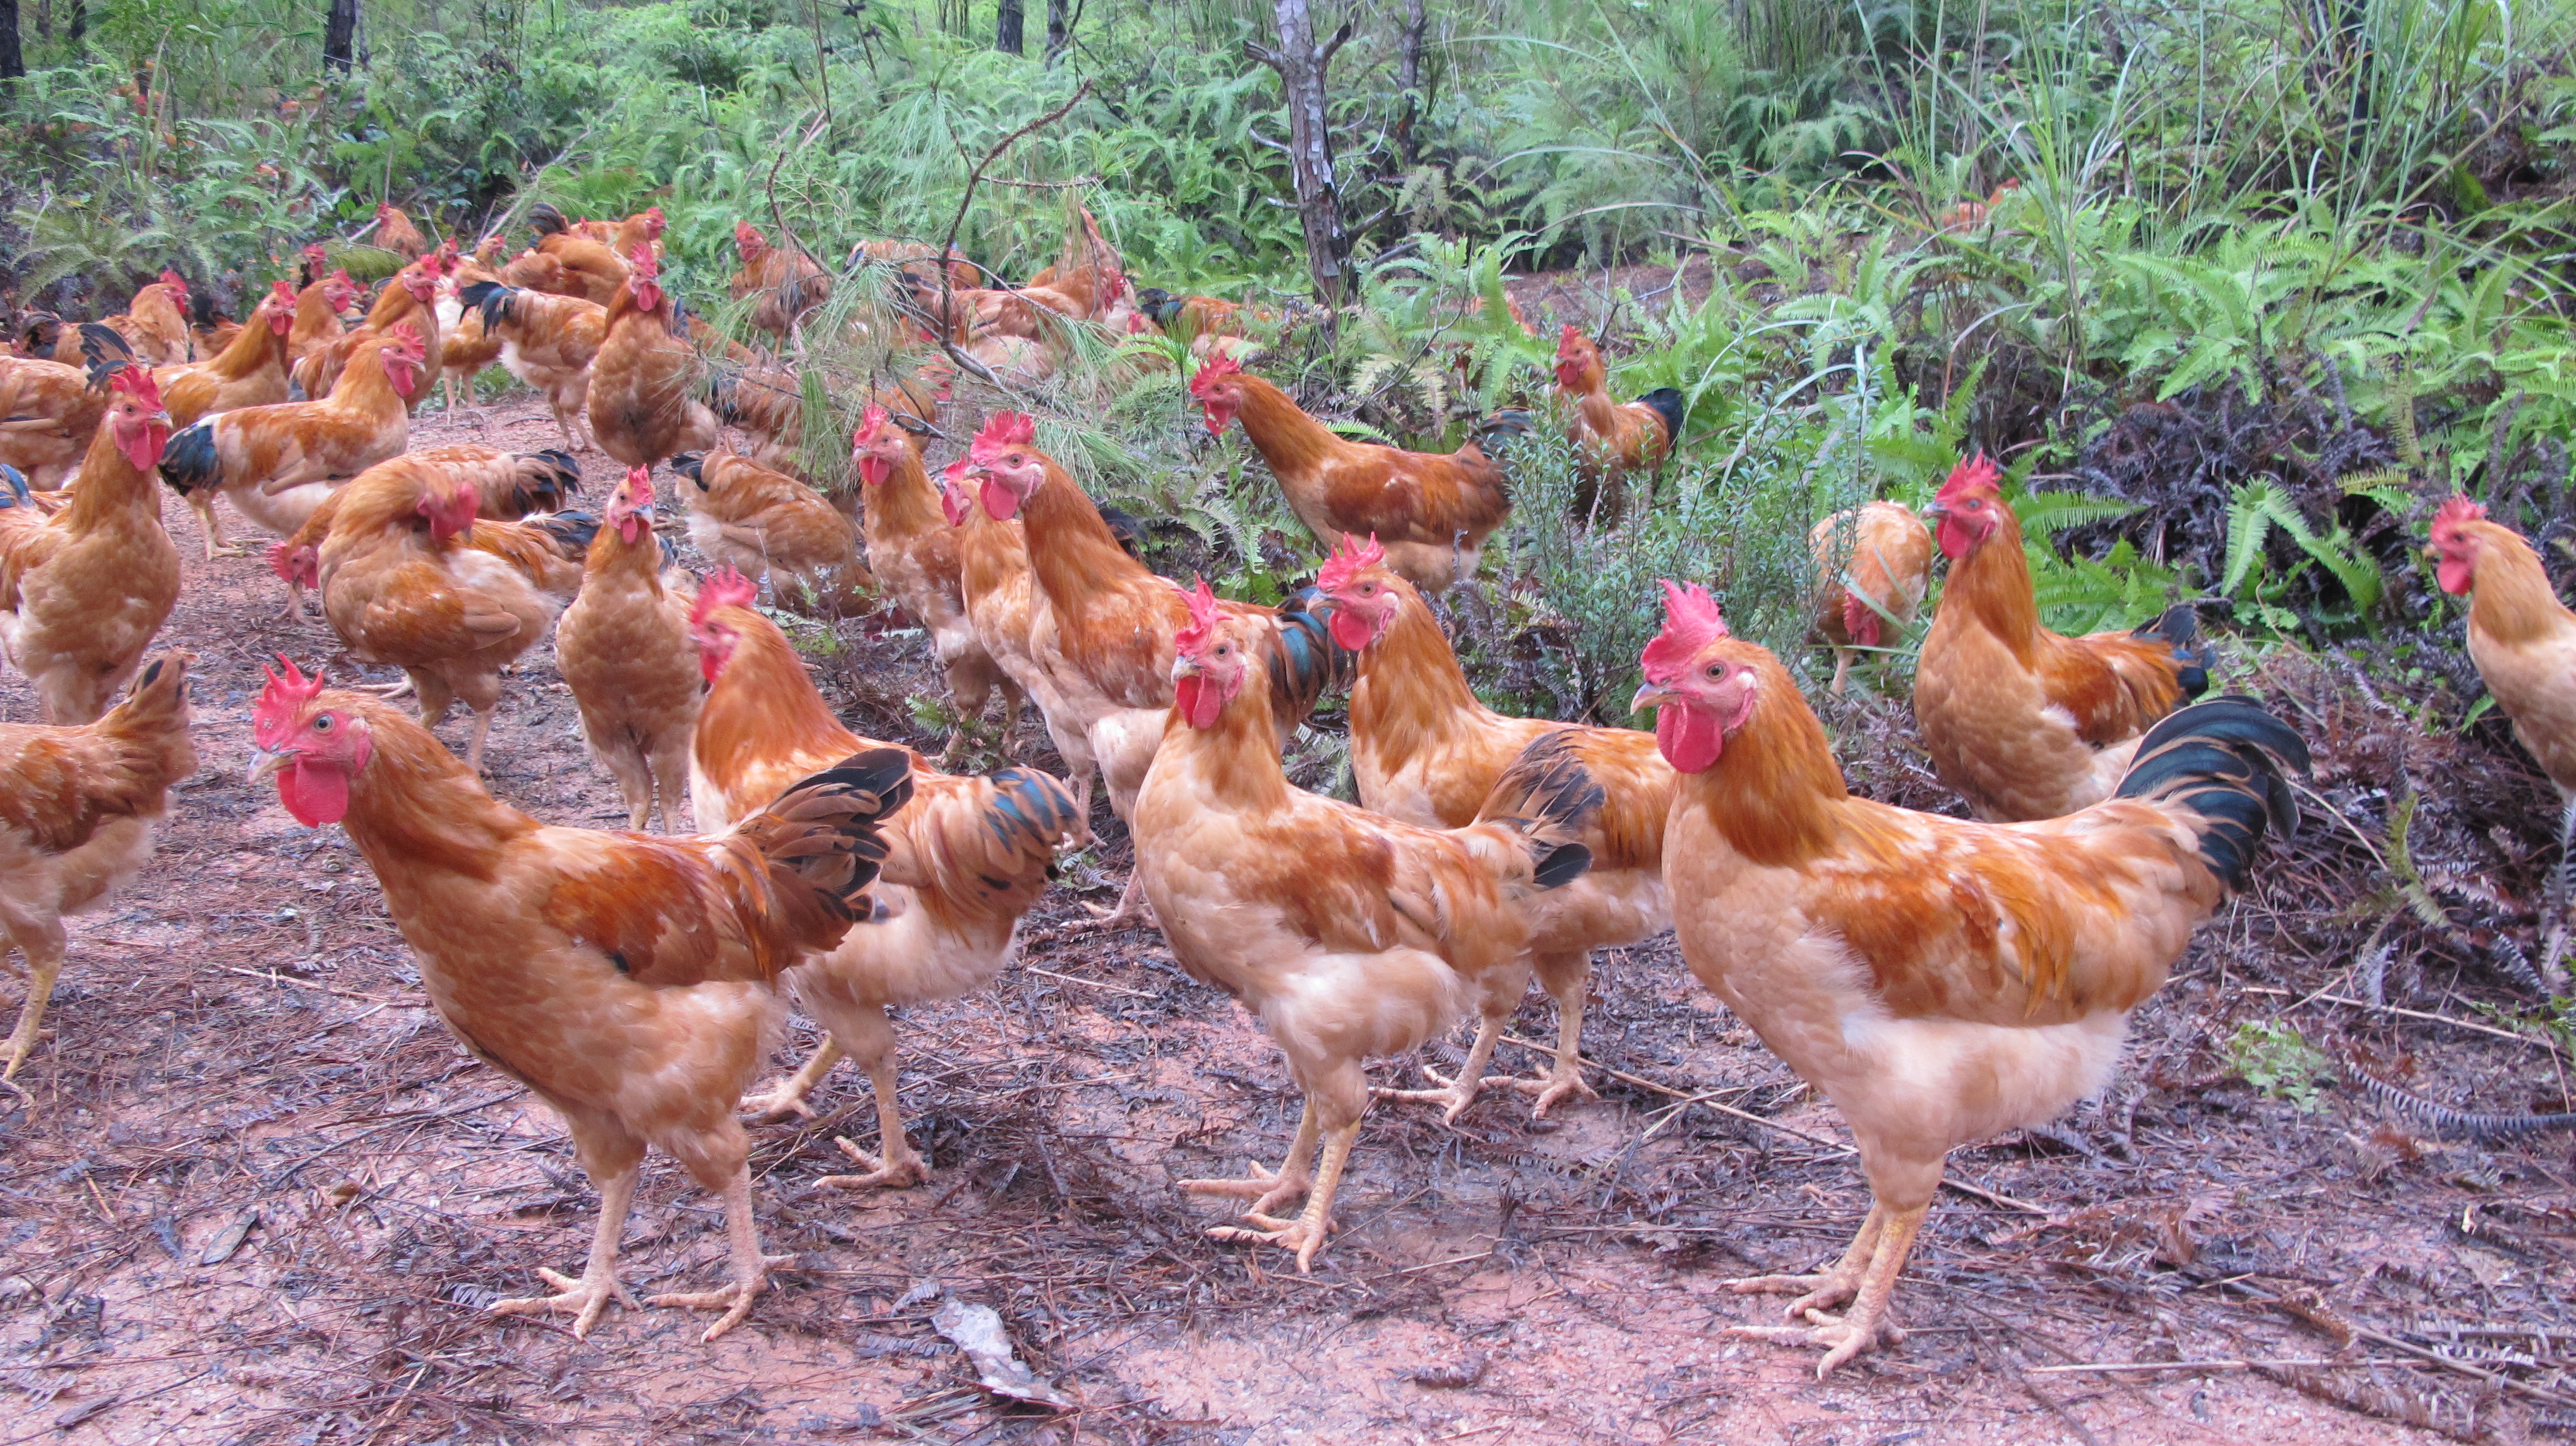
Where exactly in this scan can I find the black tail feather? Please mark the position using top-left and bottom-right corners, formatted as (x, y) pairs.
(527, 202), (569, 239)
(1636, 387), (1688, 448)
(511, 449), (583, 513)
(2133, 602), (2215, 698)
(1097, 503), (1145, 558)
(532, 510), (601, 557)
(669, 453), (708, 487)
(984, 766), (1083, 852)
(2115, 695), (2308, 890)
(758, 748), (916, 921)
(157, 422), (221, 495)
(78, 323), (136, 390)
(1475, 729), (1609, 892)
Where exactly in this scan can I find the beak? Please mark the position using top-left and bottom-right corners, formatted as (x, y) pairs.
(1630, 680), (1678, 715)
(1919, 501), (1948, 522)
(249, 748), (290, 787)
(1171, 655), (1205, 682)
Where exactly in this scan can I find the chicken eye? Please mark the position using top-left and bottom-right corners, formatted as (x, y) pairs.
(312, 714), (334, 732)
(1705, 664), (1726, 679)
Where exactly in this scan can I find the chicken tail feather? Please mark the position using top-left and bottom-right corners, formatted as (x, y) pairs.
(723, 750), (917, 965)
(2115, 695), (2308, 890)
(1473, 729), (1607, 893)
(1636, 386), (1688, 446)
(2132, 602), (2215, 698)
(157, 421), (222, 496)
(530, 510), (602, 557)
(78, 323), (138, 389)
(0, 464), (28, 510)
(1266, 585), (1360, 729)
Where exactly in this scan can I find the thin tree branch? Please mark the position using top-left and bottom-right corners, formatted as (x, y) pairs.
(1318, 17), (1354, 70)
(935, 78), (1095, 354)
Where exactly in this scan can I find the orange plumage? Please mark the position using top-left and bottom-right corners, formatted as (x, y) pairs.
(372, 202), (429, 261)
(1914, 453), (2212, 820)
(1808, 499), (1933, 695)
(2429, 496), (2576, 799)
(155, 281), (299, 427)
(293, 260), (444, 410)
(0, 354), (110, 490)
(671, 447), (868, 613)
(1552, 324), (1680, 521)
(729, 221), (833, 338)
(851, 407), (1021, 755)
(557, 467), (700, 832)
(460, 279), (606, 452)
(588, 244), (718, 474)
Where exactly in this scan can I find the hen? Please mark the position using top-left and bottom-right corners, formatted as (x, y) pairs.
(1914, 453), (2212, 820)
(590, 246), (718, 474)
(458, 279), (607, 451)
(371, 203), (429, 261)
(253, 659), (910, 1339)
(1552, 325), (1683, 522)
(98, 271), (195, 367)
(290, 261), (364, 369)
(1134, 581), (1599, 1269)
(730, 222), (833, 339)
(2428, 496), (2576, 876)
(1633, 580), (2304, 1374)
(689, 575), (1083, 1183)
(0, 653), (196, 1081)
(0, 367), (182, 724)
(669, 448), (868, 613)
(270, 445), (580, 619)
(0, 354), (109, 490)
(851, 405), (1020, 755)
(556, 467), (702, 831)
(1316, 534), (1673, 1118)
(157, 326), (427, 557)
(503, 203), (644, 306)
(293, 258), (443, 409)
(1191, 354), (1510, 591)
(1808, 500), (1933, 695)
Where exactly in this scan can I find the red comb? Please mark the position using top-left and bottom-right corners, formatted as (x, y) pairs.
(385, 320), (424, 355)
(693, 566), (758, 626)
(621, 464), (653, 497)
(255, 654), (326, 748)
(109, 364), (162, 410)
(970, 412), (1037, 467)
(1186, 352), (1243, 397)
(2434, 495), (2488, 532)
(1171, 576), (1223, 654)
(1556, 323), (1583, 357)
(854, 403), (890, 442)
(1640, 580), (1730, 683)
(302, 243), (327, 264)
(160, 268), (187, 296)
(734, 220), (765, 257)
(1316, 533), (1385, 593)
(1935, 451), (2002, 506)
(628, 244), (659, 278)
(269, 279), (295, 303)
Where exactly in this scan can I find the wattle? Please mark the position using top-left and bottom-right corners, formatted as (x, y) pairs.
(1936, 514), (1976, 561)
(1174, 675), (1225, 729)
(1842, 592), (1882, 647)
(1202, 402), (1236, 436)
(2438, 554), (2474, 595)
(859, 456), (892, 487)
(1654, 705), (1724, 775)
(1329, 607), (1378, 652)
(279, 760), (351, 826)
(617, 515), (647, 543)
(978, 477), (1020, 521)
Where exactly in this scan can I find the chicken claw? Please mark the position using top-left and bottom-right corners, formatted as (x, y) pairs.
(818, 1135), (929, 1190)
(1487, 1066), (1599, 1119)
(1208, 1213), (1331, 1274)
(1177, 1159), (1311, 1219)
(490, 1265), (640, 1339)
(1370, 1065), (1484, 1123)
(647, 1253), (797, 1343)
(1727, 1310), (1903, 1379)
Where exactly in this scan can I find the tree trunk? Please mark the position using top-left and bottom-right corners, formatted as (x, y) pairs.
(1044, 0), (1071, 65)
(1395, 0), (1426, 168)
(63, 0), (79, 44)
(323, 0), (357, 73)
(1, 0), (23, 88)
(1252, 0), (1353, 307)
(995, 0), (1022, 54)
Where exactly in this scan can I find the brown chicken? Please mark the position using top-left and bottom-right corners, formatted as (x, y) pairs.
(689, 576), (1083, 1183)
(0, 653), (196, 1082)
(590, 246), (718, 474)
(2430, 496), (2576, 803)
(1192, 354), (1510, 591)
(11, 313), (81, 363)
(294, 258), (443, 409)
(252, 659), (910, 1340)
(851, 405), (1019, 755)
(503, 203), (643, 306)
(372, 202), (429, 261)
(158, 328), (426, 556)
(1808, 499), (1933, 695)
(1634, 581), (2302, 1373)
(1915, 453), (2214, 820)
(669, 448), (867, 613)
(1134, 582), (1599, 1269)
(458, 279), (607, 451)
(314, 449), (578, 769)
(557, 467), (701, 831)
(99, 271), (195, 367)
(90, 280), (300, 429)
(270, 445), (581, 618)
(0, 355), (109, 490)
(1316, 534), (1674, 1118)
(0, 367), (181, 724)
(1553, 325), (1683, 522)
(290, 261), (363, 369)
(939, 459), (1063, 766)
(730, 221), (833, 338)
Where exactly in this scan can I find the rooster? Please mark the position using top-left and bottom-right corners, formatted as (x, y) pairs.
(1914, 453), (2213, 820)
(1552, 325), (1683, 522)
(1, 654), (196, 1081)
(730, 221), (833, 339)
(293, 258), (443, 409)
(852, 405), (1021, 757)
(290, 260), (363, 369)
(556, 467), (700, 831)
(1808, 500), (1934, 695)
(97, 271), (194, 367)
(1191, 354), (1510, 592)
(253, 658), (911, 1341)
(1134, 580), (1599, 1269)
(1633, 580), (2304, 1375)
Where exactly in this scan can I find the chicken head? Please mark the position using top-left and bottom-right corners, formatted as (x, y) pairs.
(1629, 580), (1755, 775)
(105, 366), (173, 471)
(1924, 451), (2005, 560)
(965, 411), (1043, 521)
(1315, 532), (1400, 652)
(2429, 494), (2489, 596)
(1187, 353), (1246, 436)
(254, 656), (375, 826)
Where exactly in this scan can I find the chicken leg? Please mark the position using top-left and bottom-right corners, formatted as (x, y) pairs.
(490, 1156), (643, 1338)
(741, 1038), (844, 1121)
(1208, 1115), (1360, 1274)
(1482, 955), (1599, 1118)
(1179, 1097), (1320, 1219)
(1372, 1007), (1508, 1123)
(813, 1005), (928, 1190)
(1727, 1200), (1924, 1378)
(0, 911), (66, 1083)
(644, 1163), (795, 1343)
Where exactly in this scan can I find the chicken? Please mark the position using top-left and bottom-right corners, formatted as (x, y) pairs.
(433, 242), (504, 418)
(458, 279), (607, 451)
(293, 258), (443, 409)
(1914, 453), (2215, 820)
(1553, 324), (1683, 522)
(730, 222), (833, 339)
(12, 313), (80, 363)
(269, 445), (583, 619)
(669, 448), (869, 614)
(2428, 495), (2576, 802)
(1936, 179), (2020, 234)
(1134, 580), (1599, 1269)
(962, 412), (1352, 925)
(590, 246), (719, 474)
(290, 263), (362, 369)
(1631, 580), (2305, 1374)
(99, 271), (194, 367)
(504, 203), (639, 306)
(251, 658), (911, 1340)
(0, 355), (109, 490)
(0, 367), (182, 724)
(940, 458), (1066, 767)
(1133, 287), (1247, 342)
(314, 449), (577, 770)
(556, 467), (701, 831)
(83, 281), (299, 429)
(851, 405), (1020, 755)
(372, 202), (429, 261)
(1315, 534), (1674, 1118)
(157, 328), (427, 557)
(702, 359), (807, 458)
(1191, 354), (1510, 591)
(688, 575), (1083, 1182)
(0, 653), (196, 1081)
(1808, 500), (1933, 695)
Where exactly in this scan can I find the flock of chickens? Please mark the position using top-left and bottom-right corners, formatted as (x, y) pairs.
(3, 196), (2568, 1382)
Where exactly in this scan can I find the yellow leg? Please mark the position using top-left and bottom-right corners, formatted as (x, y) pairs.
(490, 1161), (642, 1338)
(1212, 1116), (1361, 1273)
(741, 1038), (844, 1122)
(1179, 1097), (1319, 1218)
(1483, 960), (1600, 1118)
(817, 1008), (928, 1190)
(1, 927), (66, 1083)
(1373, 1011), (1508, 1123)
(1728, 1201), (1925, 1377)
(646, 1164), (794, 1343)
(1726, 1201), (1885, 1315)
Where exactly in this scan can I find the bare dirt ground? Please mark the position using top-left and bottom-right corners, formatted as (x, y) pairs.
(4, 392), (2575, 1446)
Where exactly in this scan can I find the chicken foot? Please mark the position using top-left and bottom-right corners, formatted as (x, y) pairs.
(644, 1164), (795, 1343)
(1727, 1200), (1924, 1378)
(489, 1163), (643, 1338)
(1371, 1008), (1509, 1123)
(741, 1038), (845, 1121)
(1179, 1098), (1320, 1218)
(0, 914), (66, 1084)
(1208, 1116), (1360, 1274)
(815, 1006), (929, 1189)
(1473, 965), (1600, 1120)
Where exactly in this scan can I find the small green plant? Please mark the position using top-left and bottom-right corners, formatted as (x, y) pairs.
(2226, 1020), (2337, 1113)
